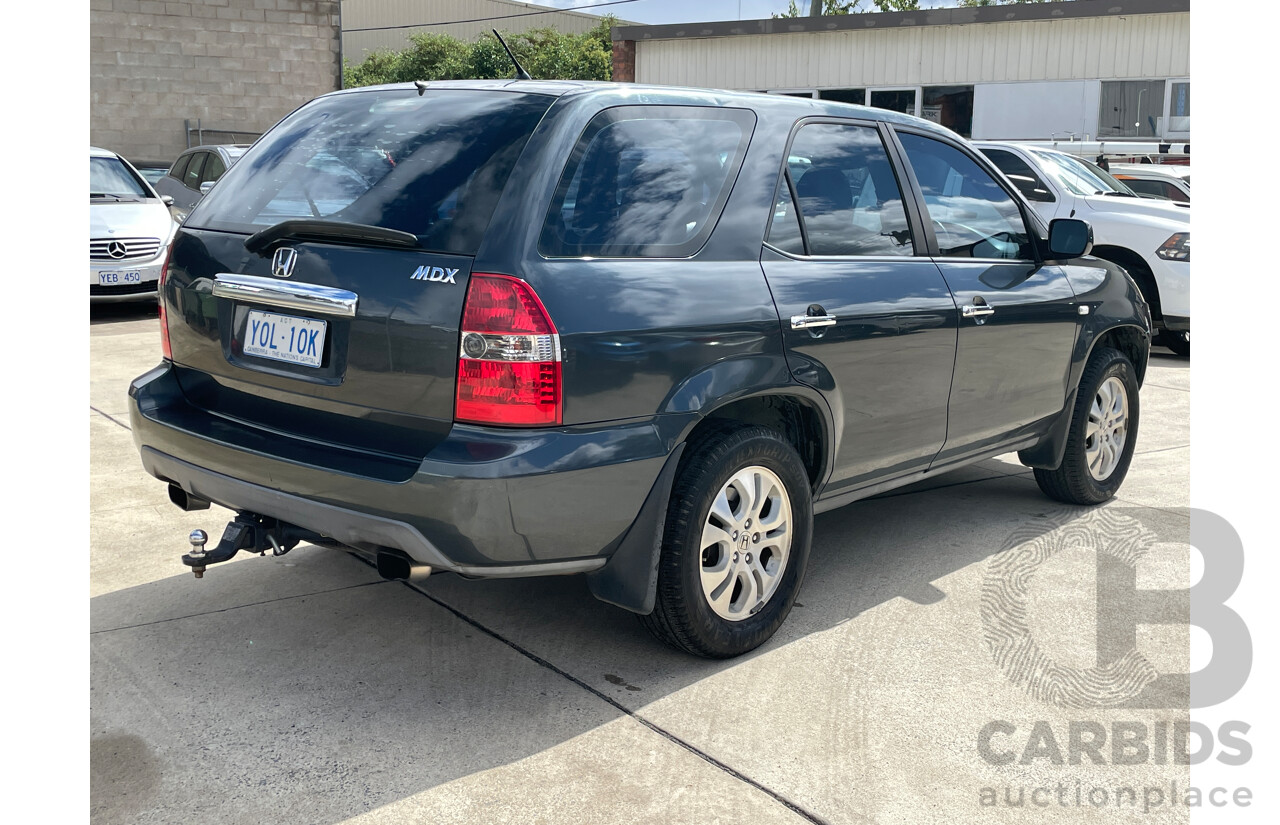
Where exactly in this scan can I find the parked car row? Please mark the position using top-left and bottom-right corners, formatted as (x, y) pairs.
(1109, 163), (1191, 205)
(91, 144), (247, 304)
(975, 142), (1190, 355)
(90, 147), (177, 303)
(129, 81), (1153, 658)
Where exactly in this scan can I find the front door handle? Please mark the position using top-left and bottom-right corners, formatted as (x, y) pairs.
(791, 314), (837, 330)
(961, 304), (995, 318)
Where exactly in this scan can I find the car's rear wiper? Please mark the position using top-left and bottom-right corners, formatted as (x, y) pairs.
(245, 219), (421, 254)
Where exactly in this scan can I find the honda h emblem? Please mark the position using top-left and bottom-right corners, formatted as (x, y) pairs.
(271, 247), (298, 279)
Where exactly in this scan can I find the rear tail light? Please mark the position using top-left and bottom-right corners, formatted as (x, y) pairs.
(455, 273), (562, 427)
(158, 247), (173, 360)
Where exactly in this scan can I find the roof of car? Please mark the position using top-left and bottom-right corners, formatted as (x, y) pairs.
(89, 146), (120, 158)
(327, 80), (957, 139)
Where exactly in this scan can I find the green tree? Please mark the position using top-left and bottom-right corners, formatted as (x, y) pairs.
(343, 17), (615, 88)
(956, 0), (1060, 6)
(773, 0), (919, 16)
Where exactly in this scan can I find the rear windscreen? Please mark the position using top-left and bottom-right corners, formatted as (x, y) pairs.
(186, 89), (554, 255)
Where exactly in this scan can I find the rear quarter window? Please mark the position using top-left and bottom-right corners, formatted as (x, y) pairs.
(539, 106), (755, 258)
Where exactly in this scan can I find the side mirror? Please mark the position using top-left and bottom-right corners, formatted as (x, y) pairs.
(1048, 218), (1093, 259)
(161, 195), (175, 207)
(199, 181), (216, 195)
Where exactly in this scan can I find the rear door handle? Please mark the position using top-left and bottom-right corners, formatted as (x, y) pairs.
(791, 314), (837, 330)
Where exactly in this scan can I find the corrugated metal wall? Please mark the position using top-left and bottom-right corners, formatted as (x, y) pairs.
(344, 0), (612, 61)
(634, 13), (1190, 90)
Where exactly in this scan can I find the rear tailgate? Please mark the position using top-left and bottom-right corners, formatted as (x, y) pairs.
(166, 230), (472, 460)
(162, 87), (555, 464)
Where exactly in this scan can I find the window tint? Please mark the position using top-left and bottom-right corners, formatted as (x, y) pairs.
(778, 123), (914, 257)
(202, 153), (226, 184)
(897, 132), (1035, 260)
(766, 180), (805, 255)
(982, 148), (1055, 203)
(540, 107), (754, 258)
(189, 90), (554, 256)
(183, 152), (206, 191)
(168, 154), (190, 181)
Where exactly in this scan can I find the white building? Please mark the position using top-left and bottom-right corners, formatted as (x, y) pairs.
(611, 0), (1189, 142)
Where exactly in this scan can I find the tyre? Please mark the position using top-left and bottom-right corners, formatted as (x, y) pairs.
(1034, 347), (1140, 505)
(1158, 330), (1190, 357)
(641, 426), (813, 658)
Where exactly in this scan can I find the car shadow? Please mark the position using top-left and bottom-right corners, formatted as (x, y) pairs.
(89, 466), (1170, 824)
(91, 301), (159, 326)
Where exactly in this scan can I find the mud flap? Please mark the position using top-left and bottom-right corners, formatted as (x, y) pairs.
(586, 442), (686, 615)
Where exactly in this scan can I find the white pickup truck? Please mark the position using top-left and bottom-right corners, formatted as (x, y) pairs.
(976, 142), (1190, 356)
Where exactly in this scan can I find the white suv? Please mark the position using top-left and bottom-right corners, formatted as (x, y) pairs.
(976, 142), (1190, 355)
(90, 147), (178, 303)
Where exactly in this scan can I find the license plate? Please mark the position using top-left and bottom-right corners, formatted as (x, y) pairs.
(243, 310), (327, 368)
(98, 270), (142, 285)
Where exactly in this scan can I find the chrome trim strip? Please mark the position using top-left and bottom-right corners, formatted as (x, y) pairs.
(212, 273), (359, 318)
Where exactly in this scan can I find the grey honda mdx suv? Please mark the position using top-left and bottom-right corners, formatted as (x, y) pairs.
(130, 81), (1151, 658)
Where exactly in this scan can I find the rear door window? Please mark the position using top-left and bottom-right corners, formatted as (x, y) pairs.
(539, 106), (755, 258)
(183, 152), (206, 191)
(769, 122), (915, 256)
(187, 90), (555, 256)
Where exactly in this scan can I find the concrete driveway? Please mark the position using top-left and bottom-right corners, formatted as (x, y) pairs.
(91, 303), (1191, 824)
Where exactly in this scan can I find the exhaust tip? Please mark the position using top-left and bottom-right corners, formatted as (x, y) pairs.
(376, 551), (432, 582)
(169, 484), (211, 512)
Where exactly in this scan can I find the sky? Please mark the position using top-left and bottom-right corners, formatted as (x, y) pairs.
(541, 0), (956, 26)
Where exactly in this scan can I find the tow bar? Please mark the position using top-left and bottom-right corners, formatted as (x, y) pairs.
(183, 513), (321, 579)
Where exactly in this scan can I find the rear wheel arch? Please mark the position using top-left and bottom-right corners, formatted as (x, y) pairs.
(687, 392), (831, 493)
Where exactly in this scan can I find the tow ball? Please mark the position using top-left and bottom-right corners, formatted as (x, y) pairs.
(182, 513), (317, 579)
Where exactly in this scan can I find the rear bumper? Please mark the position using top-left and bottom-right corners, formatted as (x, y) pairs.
(130, 361), (674, 573)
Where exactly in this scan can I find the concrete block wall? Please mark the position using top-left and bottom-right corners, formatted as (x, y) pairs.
(90, 0), (341, 164)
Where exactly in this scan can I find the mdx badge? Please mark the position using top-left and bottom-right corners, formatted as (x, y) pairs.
(411, 266), (458, 284)
(271, 247), (298, 278)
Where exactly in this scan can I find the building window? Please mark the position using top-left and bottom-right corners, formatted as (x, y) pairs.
(921, 86), (974, 138)
(1099, 80), (1166, 138)
(818, 89), (867, 106)
(869, 89), (917, 116)
(1168, 81), (1190, 133)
